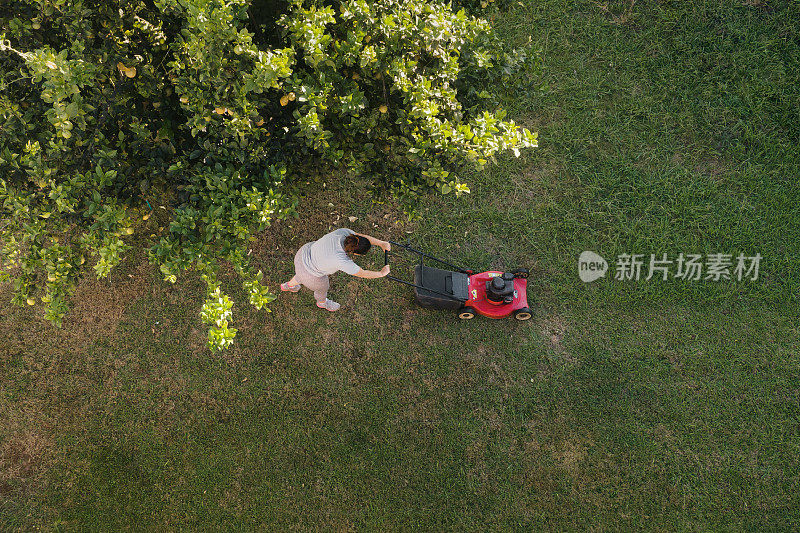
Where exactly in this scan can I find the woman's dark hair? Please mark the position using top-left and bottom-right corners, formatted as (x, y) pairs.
(343, 235), (371, 255)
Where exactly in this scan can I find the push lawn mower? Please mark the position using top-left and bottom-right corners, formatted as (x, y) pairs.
(384, 241), (532, 320)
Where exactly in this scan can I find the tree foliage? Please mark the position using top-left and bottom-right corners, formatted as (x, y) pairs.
(0, 0), (538, 350)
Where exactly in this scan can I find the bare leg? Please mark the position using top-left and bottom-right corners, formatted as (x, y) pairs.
(310, 276), (339, 311)
(311, 276), (330, 302)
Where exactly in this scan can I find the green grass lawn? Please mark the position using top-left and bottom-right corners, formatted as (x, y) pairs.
(2, 0), (799, 530)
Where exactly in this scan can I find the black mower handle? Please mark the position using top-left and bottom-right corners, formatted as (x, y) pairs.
(384, 240), (471, 274)
(383, 248), (409, 286)
(380, 241), (470, 302)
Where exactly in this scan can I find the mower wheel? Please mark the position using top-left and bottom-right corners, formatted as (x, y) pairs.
(513, 268), (529, 279)
(458, 308), (476, 320)
(513, 307), (532, 321)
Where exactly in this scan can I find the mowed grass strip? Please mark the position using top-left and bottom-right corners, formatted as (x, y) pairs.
(1, 0), (799, 530)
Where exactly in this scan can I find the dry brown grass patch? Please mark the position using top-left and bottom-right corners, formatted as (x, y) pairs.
(741, 0), (771, 9)
(63, 253), (153, 351)
(0, 416), (56, 500)
(538, 314), (576, 364)
(595, 0), (637, 25)
(694, 156), (729, 183)
(550, 438), (588, 476)
(398, 390), (441, 427)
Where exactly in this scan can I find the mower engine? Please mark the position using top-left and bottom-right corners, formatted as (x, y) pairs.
(485, 272), (516, 305)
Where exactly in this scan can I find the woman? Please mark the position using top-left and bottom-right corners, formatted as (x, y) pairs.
(281, 228), (391, 311)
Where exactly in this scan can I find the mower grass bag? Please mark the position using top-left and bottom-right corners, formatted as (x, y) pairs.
(413, 264), (469, 310)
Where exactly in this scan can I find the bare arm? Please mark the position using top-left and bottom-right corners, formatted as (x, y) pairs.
(353, 232), (391, 251)
(353, 265), (390, 279)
